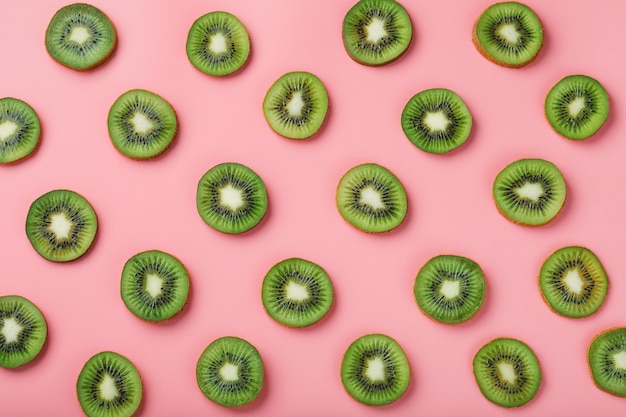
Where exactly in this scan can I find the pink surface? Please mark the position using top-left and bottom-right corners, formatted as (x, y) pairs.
(1, 0), (625, 415)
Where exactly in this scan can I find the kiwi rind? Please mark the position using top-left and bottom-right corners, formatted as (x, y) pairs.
(473, 337), (542, 408)
(545, 75), (609, 140)
(0, 97), (41, 164)
(108, 89), (178, 160)
(342, 0), (413, 66)
(262, 71), (329, 140)
(493, 158), (566, 226)
(340, 333), (410, 406)
(25, 189), (98, 262)
(196, 336), (264, 407)
(77, 351), (143, 417)
(588, 327), (626, 397)
(45, 3), (117, 71)
(0, 295), (47, 368)
(401, 88), (473, 154)
(472, 2), (543, 68)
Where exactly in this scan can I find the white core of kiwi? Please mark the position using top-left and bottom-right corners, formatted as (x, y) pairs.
(145, 273), (164, 298)
(568, 97), (586, 118)
(440, 280), (460, 299)
(498, 24), (521, 44)
(99, 374), (120, 401)
(424, 111), (451, 133)
(0, 120), (18, 141)
(69, 26), (91, 45)
(48, 213), (73, 240)
(359, 186), (385, 209)
(209, 33), (228, 54)
(286, 92), (305, 117)
(563, 269), (584, 295)
(131, 112), (154, 134)
(219, 184), (245, 210)
(613, 351), (626, 370)
(514, 183), (544, 202)
(366, 18), (387, 43)
(219, 363), (240, 382)
(1, 317), (23, 343)
(365, 357), (386, 382)
(285, 281), (310, 302)
(497, 361), (517, 384)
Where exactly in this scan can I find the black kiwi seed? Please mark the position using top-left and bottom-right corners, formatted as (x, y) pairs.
(0, 97), (41, 164)
(0, 295), (47, 369)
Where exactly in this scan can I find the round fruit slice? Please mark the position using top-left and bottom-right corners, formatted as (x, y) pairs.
(0, 97), (41, 164)
(196, 336), (264, 407)
(414, 255), (486, 324)
(262, 258), (334, 328)
(121, 250), (190, 322)
(25, 189), (98, 262)
(45, 3), (117, 70)
(401, 88), (473, 154)
(545, 75), (609, 140)
(77, 351), (143, 417)
(341, 333), (410, 406)
(493, 158), (566, 226)
(473, 337), (541, 407)
(0, 295), (47, 368)
(342, 0), (413, 66)
(472, 2), (543, 68)
(588, 327), (626, 397)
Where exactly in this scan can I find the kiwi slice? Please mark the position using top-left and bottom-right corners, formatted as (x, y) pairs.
(45, 3), (117, 71)
(473, 337), (542, 407)
(0, 295), (47, 368)
(341, 333), (410, 406)
(261, 258), (333, 328)
(25, 189), (98, 262)
(120, 250), (190, 322)
(472, 2), (543, 68)
(342, 0), (412, 66)
(401, 88), (473, 154)
(108, 89), (178, 160)
(77, 351), (143, 417)
(196, 162), (268, 234)
(539, 246), (608, 318)
(588, 327), (626, 397)
(186, 11), (251, 76)
(0, 98), (41, 164)
(196, 336), (264, 407)
(545, 75), (609, 140)
(493, 158), (566, 226)
(336, 163), (407, 233)
(262, 71), (329, 140)
(414, 255), (486, 324)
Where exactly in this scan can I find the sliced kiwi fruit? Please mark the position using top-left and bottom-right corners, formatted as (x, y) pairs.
(342, 0), (412, 66)
(539, 246), (608, 318)
(588, 327), (626, 397)
(196, 162), (268, 234)
(186, 11), (251, 76)
(472, 2), (543, 68)
(262, 71), (329, 140)
(45, 3), (117, 71)
(473, 337), (542, 407)
(26, 189), (98, 262)
(120, 250), (190, 322)
(414, 255), (486, 324)
(0, 295), (47, 368)
(196, 336), (264, 407)
(108, 89), (178, 160)
(336, 163), (407, 233)
(493, 158), (566, 226)
(545, 75), (609, 140)
(401, 88), (473, 154)
(77, 351), (143, 417)
(262, 258), (333, 328)
(341, 333), (410, 406)
(0, 98), (41, 164)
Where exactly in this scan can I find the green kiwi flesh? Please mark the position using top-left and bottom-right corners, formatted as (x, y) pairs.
(108, 89), (178, 159)
(26, 189), (98, 262)
(539, 246), (608, 318)
(493, 158), (566, 226)
(0, 98), (41, 164)
(0, 295), (47, 368)
(473, 337), (541, 407)
(341, 333), (410, 406)
(414, 255), (486, 324)
(196, 336), (264, 407)
(262, 258), (334, 328)
(77, 351), (143, 417)
(401, 88), (473, 154)
(263, 71), (329, 140)
(342, 0), (412, 66)
(45, 3), (117, 71)
(336, 163), (407, 233)
(545, 75), (609, 140)
(120, 250), (190, 322)
(588, 327), (626, 397)
(186, 11), (250, 76)
(472, 2), (543, 68)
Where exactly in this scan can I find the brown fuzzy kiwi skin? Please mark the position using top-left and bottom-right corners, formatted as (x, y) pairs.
(587, 327), (626, 397)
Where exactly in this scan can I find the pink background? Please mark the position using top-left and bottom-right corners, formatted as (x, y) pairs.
(1, 0), (625, 415)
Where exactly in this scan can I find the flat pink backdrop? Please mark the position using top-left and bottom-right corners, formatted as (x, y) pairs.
(1, 0), (625, 415)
